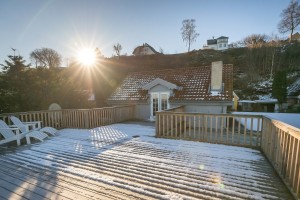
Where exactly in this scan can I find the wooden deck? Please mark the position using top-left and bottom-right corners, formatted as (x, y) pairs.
(0, 123), (294, 200)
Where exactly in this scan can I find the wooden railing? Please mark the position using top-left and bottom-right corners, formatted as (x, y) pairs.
(156, 110), (263, 148)
(156, 109), (300, 198)
(1, 104), (299, 198)
(0, 105), (135, 129)
(262, 116), (300, 199)
(155, 106), (185, 136)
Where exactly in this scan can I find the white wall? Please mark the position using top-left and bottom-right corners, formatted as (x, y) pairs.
(148, 84), (172, 94)
(171, 102), (230, 114)
(135, 104), (151, 120)
(142, 47), (156, 55)
(205, 44), (218, 50)
(109, 101), (231, 121)
(216, 38), (228, 50)
(217, 42), (228, 50)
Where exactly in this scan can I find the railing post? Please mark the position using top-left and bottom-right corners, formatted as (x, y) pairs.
(260, 116), (300, 199)
(156, 113), (159, 137)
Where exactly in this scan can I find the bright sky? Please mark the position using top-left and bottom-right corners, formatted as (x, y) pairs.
(0, 0), (292, 67)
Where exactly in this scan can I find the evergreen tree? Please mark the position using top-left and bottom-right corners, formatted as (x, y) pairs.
(1, 54), (30, 74)
(0, 53), (30, 112)
(272, 71), (287, 111)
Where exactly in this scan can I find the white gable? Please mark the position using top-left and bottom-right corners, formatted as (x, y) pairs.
(142, 78), (178, 90)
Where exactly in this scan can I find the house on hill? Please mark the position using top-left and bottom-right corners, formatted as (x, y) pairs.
(290, 32), (300, 42)
(203, 36), (229, 50)
(107, 61), (233, 120)
(132, 43), (159, 56)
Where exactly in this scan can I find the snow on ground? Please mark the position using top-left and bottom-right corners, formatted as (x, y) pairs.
(0, 123), (293, 199)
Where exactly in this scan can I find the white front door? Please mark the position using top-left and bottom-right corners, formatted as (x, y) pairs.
(150, 92), (169, 120)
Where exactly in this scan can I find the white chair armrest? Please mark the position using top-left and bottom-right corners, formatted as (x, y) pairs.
(0, 127), (20, 135)
(23, 121), (42, 129)
(0, 127), (20, 131)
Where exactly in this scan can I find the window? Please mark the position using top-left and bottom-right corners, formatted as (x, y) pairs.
(224, 44), (227, 47)
(219, 44), (222, 48)
(152, 93), (159, 116)
(161, 93), (168, 110)
(151, 92), (169, 118)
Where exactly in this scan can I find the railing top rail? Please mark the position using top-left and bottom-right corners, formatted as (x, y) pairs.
(263, 116), (300, 136)
(156, 111), (263, 118)
(0, 105), (134, 116)
(162, 106), (185, 112)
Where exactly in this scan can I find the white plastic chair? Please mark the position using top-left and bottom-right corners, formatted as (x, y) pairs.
(10, 116), (58, 136)
(0, 120), (48, 146)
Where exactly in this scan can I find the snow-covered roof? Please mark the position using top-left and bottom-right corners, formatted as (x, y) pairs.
(107, 64), (233, 103)
(254, 99), (278, 103)
(239, 99), (278, 104)
(239, 100), (255, 103)
(288, 77), (300, 96)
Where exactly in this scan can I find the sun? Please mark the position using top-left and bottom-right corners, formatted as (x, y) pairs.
(77, 48), (96, 66)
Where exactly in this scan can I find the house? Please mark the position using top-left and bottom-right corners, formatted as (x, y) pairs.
(132, 43), (159, 56)
(287, 77), (300, 105)
(236, 99), (279, 112)
(290, 32), (300, 42)
(203, 36), (229, 50)
(233, 91), (280, 112)
(107, 61), (233, 120)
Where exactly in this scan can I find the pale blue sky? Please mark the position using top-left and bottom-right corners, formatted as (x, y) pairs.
(0, 0), (292, 66)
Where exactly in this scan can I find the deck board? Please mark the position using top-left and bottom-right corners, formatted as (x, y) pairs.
(0, 123), (294, 200)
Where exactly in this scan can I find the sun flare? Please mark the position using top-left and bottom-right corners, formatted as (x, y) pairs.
(77, 48), (96, 66)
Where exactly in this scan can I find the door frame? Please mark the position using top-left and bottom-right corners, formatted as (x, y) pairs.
(150, 92), (170, 120)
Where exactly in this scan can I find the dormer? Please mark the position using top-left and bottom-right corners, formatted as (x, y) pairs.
(142, 78), (179, 91)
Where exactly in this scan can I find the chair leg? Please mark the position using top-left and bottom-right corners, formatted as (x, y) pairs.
(17, 139), (21, 146)
(16, 133), (21, 146)
(26, 136), (31, 144)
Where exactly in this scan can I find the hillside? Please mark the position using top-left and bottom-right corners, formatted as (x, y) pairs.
(1, 44), (299, 113)
(96, 43), (300, 104)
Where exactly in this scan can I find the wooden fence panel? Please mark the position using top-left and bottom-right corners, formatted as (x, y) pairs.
(156, 110), (262, 148)
(0, 105), (134, 130)
(261, 116), (300, 199)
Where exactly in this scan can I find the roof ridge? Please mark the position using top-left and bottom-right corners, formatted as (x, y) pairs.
(129, 65), (210, 74)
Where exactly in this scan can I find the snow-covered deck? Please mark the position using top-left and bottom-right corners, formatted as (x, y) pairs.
(0, 123), (293, 199)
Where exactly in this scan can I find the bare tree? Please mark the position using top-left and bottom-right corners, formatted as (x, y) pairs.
(181, 19), (199, 52)
(30, 48), (62, 68)
(278, 0), (300, 42)
(267, 34), (283, 79)
(113, 43), (122, 57)
(159, 47), (164, 54)
(240, 34), (269, 48)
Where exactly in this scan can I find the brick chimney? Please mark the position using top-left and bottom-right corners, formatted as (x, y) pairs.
(211, 61), (223, 92)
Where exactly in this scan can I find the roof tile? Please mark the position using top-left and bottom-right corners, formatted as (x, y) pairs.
(107, 65), (233, 103)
